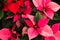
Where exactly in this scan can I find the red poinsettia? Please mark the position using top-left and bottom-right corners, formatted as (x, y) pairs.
(18, 1), (32, 15)
(3, 0), (23, 14)
(3, 0), (32, 15)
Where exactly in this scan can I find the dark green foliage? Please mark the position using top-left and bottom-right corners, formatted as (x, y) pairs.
(34, 11), (43, 22)
(20, 34), (29, 40)
(0, 10), (4, 20)
(32, 35), (43, 40)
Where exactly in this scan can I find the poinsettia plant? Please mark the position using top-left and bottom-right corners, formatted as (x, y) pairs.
(0, 0), (60, 40)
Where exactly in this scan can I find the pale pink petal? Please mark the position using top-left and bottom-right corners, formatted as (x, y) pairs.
(32, 0), (43, 7)
(22, 26), (28, 36)
(32, 0), (43, 11)
(52, 23), (60, 33)
(38, 17), (49, 28)
(47, 2), (60, 12)
(28, 28), (38, 39)
(22, 14), (28, 18)
(16, 20), (20, 28)
(40, 25), (53, 36)
(37, 6), (43, 11)
(24, 20), (34, 27)
(26, 14), (35, 25)
(44, 9), (54, 19)
(5, 16), (13, 20)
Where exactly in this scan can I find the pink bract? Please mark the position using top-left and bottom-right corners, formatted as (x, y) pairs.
(44, 23), (60, 40)
(0, 28), (12, 40)
(24, 15), (53, 39)
(32, 0), (60, 19)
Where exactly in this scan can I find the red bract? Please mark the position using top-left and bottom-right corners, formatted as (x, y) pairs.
(8, 1), (22, 14)
(3, 0), (32, 15)
(8, 0), (12, 4)
(24, 1), (32, 14)
(3, 3), (8, 11)
(24, 15), (52, 39)
(13, 1), (32, 21)
(13, 15), (21, 28)
(3, 0), (23, 14)
(18, 1), (32, 15)
(44, 23), (60, 40)
(33, 0), (60, 19)
(3, 0), (12, 11)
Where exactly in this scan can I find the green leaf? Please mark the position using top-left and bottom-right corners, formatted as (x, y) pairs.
(32, 35), (43, 40)
(0, 10), (4, 20)
(6, 11), (14, 16)
(34, 11), (43, 22)
(53, 13), (60, 20)
(2, 19), (13, 28)
(20, 34), (29, 40)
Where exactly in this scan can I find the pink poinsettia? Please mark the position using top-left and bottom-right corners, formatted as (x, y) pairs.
(0, 28), (20, 40)
(0, 28), (12, 40)
(24, 15), (54, 39)
(32, 0), (60, 19)
(44, 23), (60, 40)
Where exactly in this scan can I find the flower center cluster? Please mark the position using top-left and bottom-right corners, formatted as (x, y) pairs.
(34, 26), (37, 28)
(34, 24), (39, 29)
(43, 7), (47, 11)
